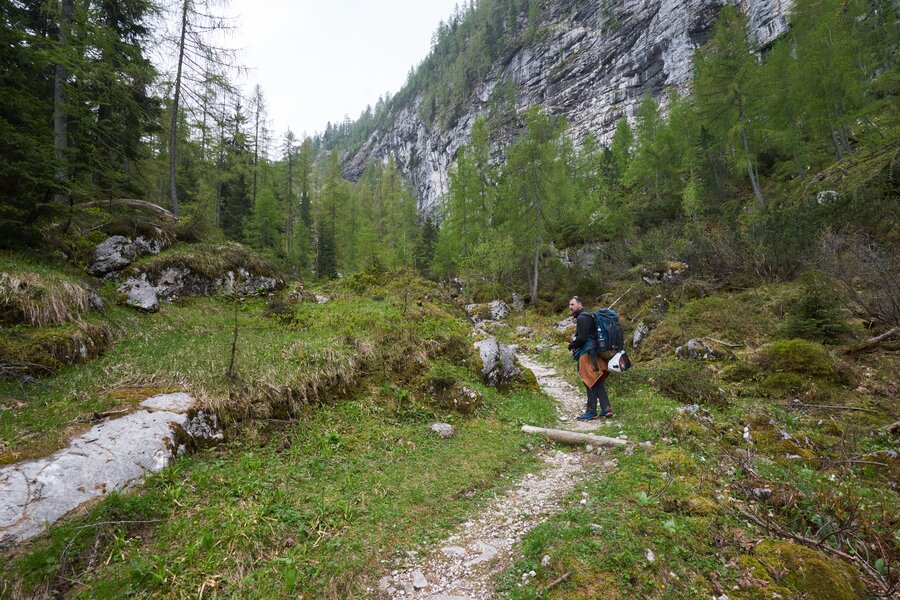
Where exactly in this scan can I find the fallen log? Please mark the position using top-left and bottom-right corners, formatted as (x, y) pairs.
(844, 327), (899, 354)
(78, 198), (178, 222)
(521, 425), (627, 447)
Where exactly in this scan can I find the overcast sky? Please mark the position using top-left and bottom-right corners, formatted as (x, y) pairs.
(226, 0), (461, 140)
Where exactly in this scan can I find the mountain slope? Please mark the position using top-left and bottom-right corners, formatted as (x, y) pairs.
(339, 0), (790, 213)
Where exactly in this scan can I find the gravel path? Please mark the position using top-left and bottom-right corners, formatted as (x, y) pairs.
(378, 354), (613, 599)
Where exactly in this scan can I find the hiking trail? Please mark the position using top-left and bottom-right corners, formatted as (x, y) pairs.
(378, 354), (623, 599)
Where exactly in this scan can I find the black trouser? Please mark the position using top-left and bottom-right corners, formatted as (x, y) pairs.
(585, 379), (610, 414)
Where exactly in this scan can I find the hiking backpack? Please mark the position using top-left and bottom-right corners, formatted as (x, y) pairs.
(590, 308), (625, 354)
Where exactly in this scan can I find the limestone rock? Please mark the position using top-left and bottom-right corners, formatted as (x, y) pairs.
(117, 276), (158, 312)
(474, 337), (521, 388)
(632, 322), (651, 348)
(488, 300), (510, 321)
(412, 570), (429, 590)
(87, 235), (136, 275)
(430, 422), (455, 439)
(535, 342), (560, 353)
(87, 234), (170, 276)
(341, 0), (791, 212)
(675, 338), (722, 360)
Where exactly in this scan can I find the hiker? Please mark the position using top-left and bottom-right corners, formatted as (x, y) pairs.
(567, 296), (614, 420)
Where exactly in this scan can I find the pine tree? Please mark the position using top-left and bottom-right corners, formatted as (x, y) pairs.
(694, 6), (767, 207)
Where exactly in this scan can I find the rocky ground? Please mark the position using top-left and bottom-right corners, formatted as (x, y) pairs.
(379, 354), (618, 599)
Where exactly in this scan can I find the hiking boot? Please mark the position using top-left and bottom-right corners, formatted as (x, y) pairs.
(576, 411), (598, 421)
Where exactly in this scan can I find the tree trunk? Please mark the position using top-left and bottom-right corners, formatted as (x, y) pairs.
(741, 125), (765, 208)
(530, 189), (542, 306)
(168, 0), (189, 217)
(253, 96), (260, 206)
(53, 0), (74, 204)
(829, 122), (844, 161)
(737, 94), (765, 208)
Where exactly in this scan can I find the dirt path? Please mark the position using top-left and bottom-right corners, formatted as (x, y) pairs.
(379, 354), (619, 599)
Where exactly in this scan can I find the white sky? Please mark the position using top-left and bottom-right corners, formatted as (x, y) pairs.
(227, 0), (461, 140)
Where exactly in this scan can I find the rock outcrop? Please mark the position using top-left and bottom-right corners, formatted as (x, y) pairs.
(342, 0), (791, 212)
(0, 393), (220, 547)
(87, 234), (170, 276)
(117, 267), (279, 312)
(474, 336), (521, 388)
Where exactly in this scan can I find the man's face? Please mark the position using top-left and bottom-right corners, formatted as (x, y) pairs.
(568, 298), (582, 316)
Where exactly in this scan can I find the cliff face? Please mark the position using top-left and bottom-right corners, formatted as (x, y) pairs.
(342, 0), (791, 213)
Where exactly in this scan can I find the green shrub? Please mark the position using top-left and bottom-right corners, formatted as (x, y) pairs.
(755, 339), (834, 377)
(781, 273), (852, 343)
(650, 359), (725, 405)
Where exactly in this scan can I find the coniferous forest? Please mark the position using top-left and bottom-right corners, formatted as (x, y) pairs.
(1, 0), (899, 597)
(2, 0), (897, 303)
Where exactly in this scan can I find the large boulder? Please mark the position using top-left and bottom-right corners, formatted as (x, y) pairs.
(474, 336), (521, 388)
(87, 234), (169, 276)
(465, 300), (511, 323)
(117, 276), (159, 312)
(87, 235), (136, 275)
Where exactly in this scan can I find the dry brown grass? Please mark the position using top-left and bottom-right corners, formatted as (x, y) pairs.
(0, 271), (95, 327)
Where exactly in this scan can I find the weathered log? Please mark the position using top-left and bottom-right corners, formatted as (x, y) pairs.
(78, 198), (178, 222)
(844, 327), (899, 354)
(521, 425), (627, 447)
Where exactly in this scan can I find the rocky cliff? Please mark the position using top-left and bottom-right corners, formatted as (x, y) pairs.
(342, 0), (791, 213)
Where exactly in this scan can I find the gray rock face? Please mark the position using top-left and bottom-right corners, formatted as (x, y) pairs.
(0, 392), (218, 547)
(87, 235), (136, 275)
(675, 338), (723, 360)
(87, 234), (169, 276)
(117, 267), (278, 311)
(474, 337), (521, 388)
(342, 0), (792, 212)
(632, 322), (651, 348)
(488, 300), (510, 321)
(118, 276), (159, 312)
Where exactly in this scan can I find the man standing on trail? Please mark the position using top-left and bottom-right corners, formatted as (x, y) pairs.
(567, 296), (614, 420)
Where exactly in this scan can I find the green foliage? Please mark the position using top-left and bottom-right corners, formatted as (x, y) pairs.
(781, 273), (853, 343)
(755, 339), (835, 377)
(648, 359), (725, 405)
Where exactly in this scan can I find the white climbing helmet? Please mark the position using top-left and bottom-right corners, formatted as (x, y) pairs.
(607, 350), (632, 373)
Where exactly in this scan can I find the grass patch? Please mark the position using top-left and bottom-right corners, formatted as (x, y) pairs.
(2, 382), (556, 597)
(0, 275), (470, 463)
(0, 254), (98, 327)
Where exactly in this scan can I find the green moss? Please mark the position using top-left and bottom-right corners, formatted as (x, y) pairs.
(651, 448), (697, 476)
(745, 540), (866, 600)
(638, 287), (785, 358)
(0, 321), (115, 377)
(671, 410), (709, 437)
(744, 412), (816, 460)
(755, 339), (835, 377)
(132, 242), (278, 281)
